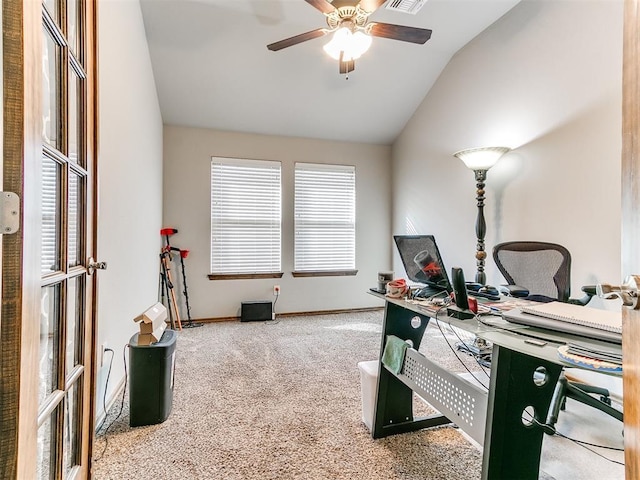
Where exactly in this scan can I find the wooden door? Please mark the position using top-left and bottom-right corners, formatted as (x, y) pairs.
(0, 0), (98, 478)
(622, 1), (640, 477)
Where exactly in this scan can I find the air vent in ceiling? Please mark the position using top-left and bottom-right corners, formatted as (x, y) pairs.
(385, 0), (427, 15)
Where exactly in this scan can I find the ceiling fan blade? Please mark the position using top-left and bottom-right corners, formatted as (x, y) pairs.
(304, 0), (336, 14)
(267, 28), (328, 51)
(357, 0), (388, 14)
(367, 22), (432, 44)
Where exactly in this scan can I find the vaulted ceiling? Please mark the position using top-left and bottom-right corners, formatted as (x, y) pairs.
(140, 0), (520, 145)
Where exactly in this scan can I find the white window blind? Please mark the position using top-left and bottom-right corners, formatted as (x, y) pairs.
(42, 156), (60, 274)
(294, 163), (355, 271)
(211, 157), (281, 274)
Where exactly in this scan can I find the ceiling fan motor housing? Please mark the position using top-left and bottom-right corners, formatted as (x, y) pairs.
(326, 5), (370, 30)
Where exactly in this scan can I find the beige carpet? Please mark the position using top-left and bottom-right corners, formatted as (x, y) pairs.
(93, 310), (489, 479)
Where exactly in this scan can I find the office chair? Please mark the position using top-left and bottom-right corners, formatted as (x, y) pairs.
(492, 241), (623, 432)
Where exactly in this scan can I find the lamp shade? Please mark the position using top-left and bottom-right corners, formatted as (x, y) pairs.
(453, 146), (511, 171)
(323, 28), (372, 61)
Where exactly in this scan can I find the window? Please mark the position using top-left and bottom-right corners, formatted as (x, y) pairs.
(294, 163), (356, 274)
(210, 157), (282, 277)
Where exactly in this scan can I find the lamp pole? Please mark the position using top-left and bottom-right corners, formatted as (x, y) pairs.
(473, 169), (489, 285)
(453, 146), (510, 285)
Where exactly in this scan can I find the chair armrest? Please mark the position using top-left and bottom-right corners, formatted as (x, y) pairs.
(499, 284), (530, 298)
(567, 285), (596, 306)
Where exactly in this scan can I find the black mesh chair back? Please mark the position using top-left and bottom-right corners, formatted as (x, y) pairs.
(493, 241), (571, 302)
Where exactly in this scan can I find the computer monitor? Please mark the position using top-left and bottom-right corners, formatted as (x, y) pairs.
(393, 235), (452, 293)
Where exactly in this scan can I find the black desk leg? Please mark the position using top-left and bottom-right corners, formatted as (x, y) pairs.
(482, 345), (562, 480)
(372, 301), (449, 439)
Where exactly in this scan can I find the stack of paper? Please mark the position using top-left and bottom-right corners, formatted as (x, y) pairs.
(503, 302), (622, 344)
(520, 302), (622, 334)
(566, 342), (622, 366)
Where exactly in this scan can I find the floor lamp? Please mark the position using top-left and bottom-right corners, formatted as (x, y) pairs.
(453, 146), (511, 285)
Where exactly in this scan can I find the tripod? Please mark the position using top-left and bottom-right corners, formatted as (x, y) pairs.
(160, 228), (202, 328)
(175, 248), (202, 328)
(159, 249), (182, 330)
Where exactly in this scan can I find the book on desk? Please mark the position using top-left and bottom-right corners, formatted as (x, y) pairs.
(503, 301), (622, 344)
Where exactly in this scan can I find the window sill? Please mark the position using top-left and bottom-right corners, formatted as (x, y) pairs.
(208, 272), (284, 280)
(291, 270), (358, 278)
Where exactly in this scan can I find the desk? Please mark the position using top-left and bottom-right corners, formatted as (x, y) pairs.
(371, 293), (622, 480)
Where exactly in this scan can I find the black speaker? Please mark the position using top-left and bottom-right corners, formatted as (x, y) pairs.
(241, 301), (272, 322)
(451, 267), (469, 310)
(447, 267), (475, 320)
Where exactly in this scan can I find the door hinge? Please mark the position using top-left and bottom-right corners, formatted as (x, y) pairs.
(0, 192), (19, 234)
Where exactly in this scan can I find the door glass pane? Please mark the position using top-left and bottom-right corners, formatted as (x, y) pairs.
(42, 156), (61, 274)
(42, 27), (60, 149)
(68, 65), (79, 163)
(67, 0), (79, 56)
(36, 411), (56, 480)
(68, 173), (81, 267)
(40, 285), (61, 405)
(65, 277), (82, 375)
(43, 0), (58, 25)
(39, 0), (92, 475)
(63, 382), (81, 475)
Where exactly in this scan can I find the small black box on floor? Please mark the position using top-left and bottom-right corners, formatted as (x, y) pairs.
(129, 329), (177, 427)
(241, 301), (272, 322)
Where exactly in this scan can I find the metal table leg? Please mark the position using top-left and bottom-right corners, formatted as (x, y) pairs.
(482, 345), (562, 479)
(372, 301), (451, 438)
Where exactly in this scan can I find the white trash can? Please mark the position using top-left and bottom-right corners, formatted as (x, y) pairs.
(357, 360), (379, 431)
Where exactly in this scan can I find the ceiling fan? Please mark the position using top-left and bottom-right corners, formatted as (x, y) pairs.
(267, 0), (432, 75)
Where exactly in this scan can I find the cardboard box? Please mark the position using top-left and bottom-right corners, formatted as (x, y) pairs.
(134, 302), (167, 325)
(140, 321), (162, 335)
(134, 303), (168, 345)
(136, 326), (166, 346)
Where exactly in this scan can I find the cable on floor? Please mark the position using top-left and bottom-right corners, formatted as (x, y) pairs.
(524, 408), (625, 466)
(94, 344), (130, 461)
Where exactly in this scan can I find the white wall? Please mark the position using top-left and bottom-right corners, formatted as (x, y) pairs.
(393, 0), (623, 391)
(163, 126), (392, 319)
(393, 0), (622, 305)
(96, 0), (163, 421)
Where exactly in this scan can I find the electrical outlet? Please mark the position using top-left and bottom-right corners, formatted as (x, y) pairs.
(273, 285), (281, 295)
(100, 342), (108, 367)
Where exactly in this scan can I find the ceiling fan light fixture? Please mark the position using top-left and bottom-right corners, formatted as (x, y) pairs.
(323, 27), (372, 61)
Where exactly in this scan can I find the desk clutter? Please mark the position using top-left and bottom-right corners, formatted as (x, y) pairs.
(372, 287), (623, 373)
(376, 233), (623, 373)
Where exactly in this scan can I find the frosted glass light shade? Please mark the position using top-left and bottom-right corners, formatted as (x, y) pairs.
(323, 28), (372, 61)
(453, 146), (511, 171)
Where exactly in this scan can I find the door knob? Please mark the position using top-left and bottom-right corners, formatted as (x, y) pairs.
(596, 274), (640, 309)
(87, 258), (108, 275)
